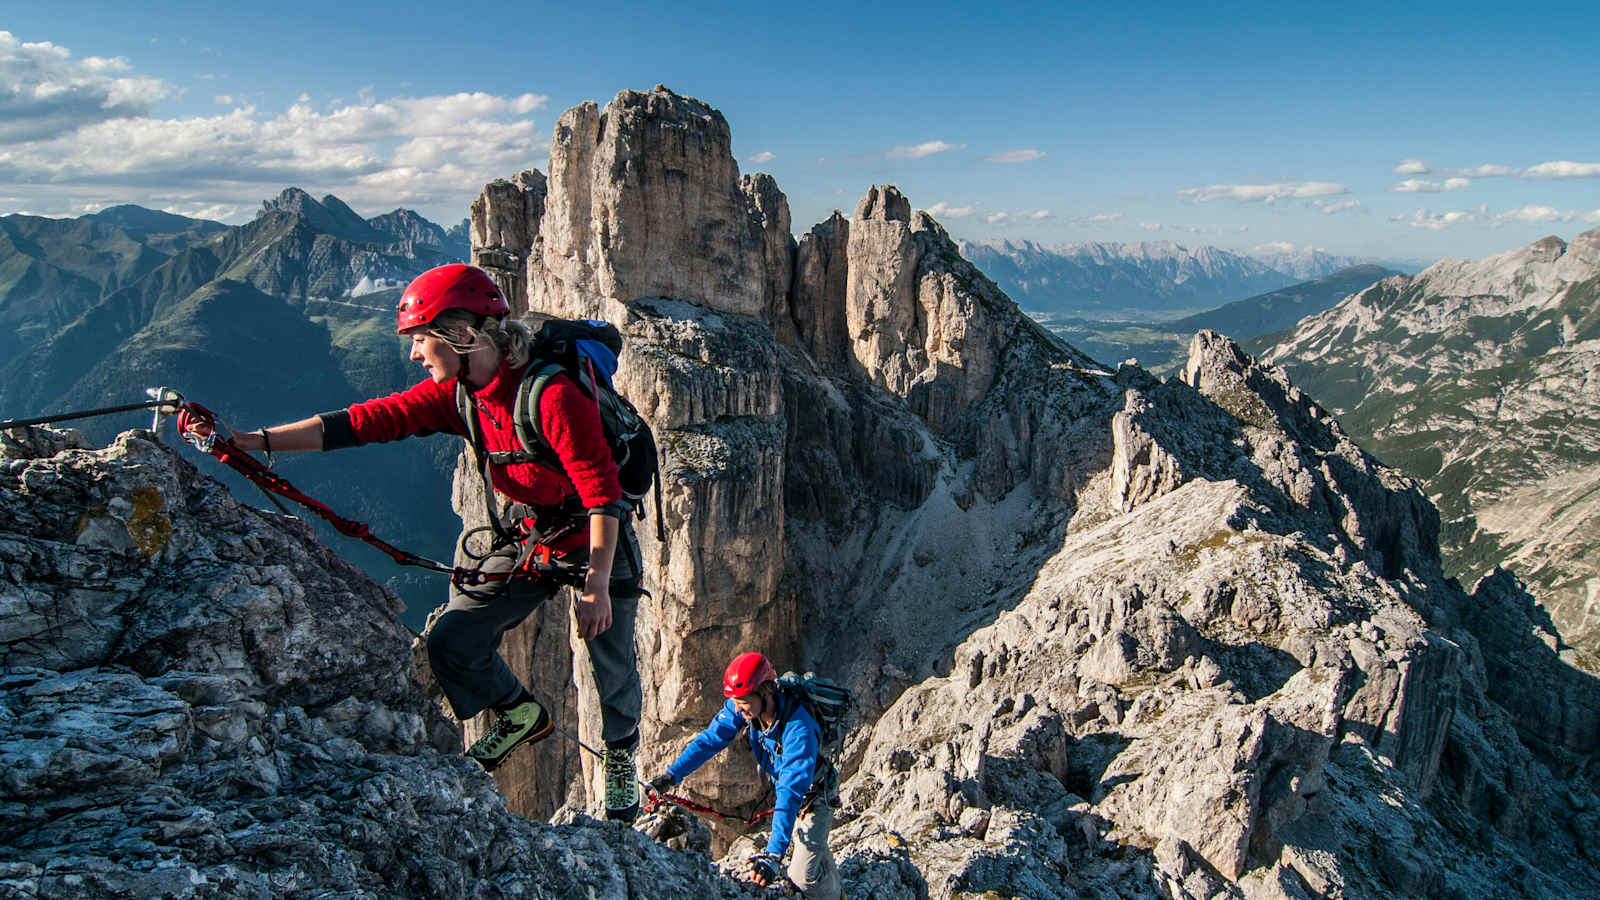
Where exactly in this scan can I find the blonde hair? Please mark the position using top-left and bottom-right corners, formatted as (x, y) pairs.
(425, 309), (534, 369)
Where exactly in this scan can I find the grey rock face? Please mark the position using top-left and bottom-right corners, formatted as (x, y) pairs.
(529, 88), (785, 320)
(431, 86), (1599, 900)
(0, 430), (762, 898)
(470, 169), (547, 308)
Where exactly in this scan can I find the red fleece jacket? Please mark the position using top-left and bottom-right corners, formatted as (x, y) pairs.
(345, 358), (621, 521)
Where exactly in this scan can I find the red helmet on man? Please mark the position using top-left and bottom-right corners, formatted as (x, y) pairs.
(723, 652), (777, 698)
(395, 264), (508, 333)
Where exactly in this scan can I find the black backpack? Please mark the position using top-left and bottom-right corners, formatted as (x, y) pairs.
(456, 318), (663, 539)
(776, 671), (854, 750)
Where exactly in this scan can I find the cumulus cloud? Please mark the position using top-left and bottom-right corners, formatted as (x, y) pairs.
(1178, 181), (1345, 204)
(1397, 208), (1481, 230)
(0, 71), (549, 221)
(1254, 241), (1297, 254)
(747, 151), (775, 163)
(1523, 160), (1600, 178)
(0, 30), (171, 141)
(1494, 204), (1575, 225)
(1029, 209), (1052, 220)
(1401, 159), (1510, 178)
(984, 149), (1045, 164)
(1138, 222), (1162, 231)
(1392, 178), (1471, 193)
(984, 211), (1010, 224)
(926, 201), (975, 218)
(1315, 198), (1363, 214)
(885, 140), (964, 160)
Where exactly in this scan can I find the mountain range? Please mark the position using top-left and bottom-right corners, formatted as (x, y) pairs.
(957, 238), (1407, 320)
(0, 190), (471, 620)
(1045, 264), (1402, 373)
(6, 86), (1596, 899)
(1256, 229), (1600, 669)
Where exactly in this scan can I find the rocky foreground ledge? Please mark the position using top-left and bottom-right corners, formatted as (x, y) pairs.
(0, 428), (758, 899)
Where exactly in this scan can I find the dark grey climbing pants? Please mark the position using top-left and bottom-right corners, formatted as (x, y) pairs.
(426, 519), (644, 743)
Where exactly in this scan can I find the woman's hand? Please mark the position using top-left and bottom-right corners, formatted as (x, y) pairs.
(575, 575), (613, 639)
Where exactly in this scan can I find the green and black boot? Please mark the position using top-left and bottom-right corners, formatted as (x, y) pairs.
(466, 697), (552, 772)
(603, 733), (640, 822)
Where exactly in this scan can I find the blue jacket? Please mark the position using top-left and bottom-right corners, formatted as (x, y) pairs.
(666, 693), (821, 857)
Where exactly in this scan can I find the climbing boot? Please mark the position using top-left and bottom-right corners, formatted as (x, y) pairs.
(466, 698), (551, 772)
(603, 738), (641, 822)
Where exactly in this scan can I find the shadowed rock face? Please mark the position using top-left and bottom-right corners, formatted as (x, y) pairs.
(0, 428), (762, 899)
(453, 86), (1600, 899)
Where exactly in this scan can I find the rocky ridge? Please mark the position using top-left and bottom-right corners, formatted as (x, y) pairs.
(0, 426), (762, 898)
(461, 87), (1599, 897)
(5, 85), (1597, 899)
(1255, 229), (1600, 668)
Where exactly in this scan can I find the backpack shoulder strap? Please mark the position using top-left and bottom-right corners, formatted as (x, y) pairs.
(514, 359), (568, 456)
(455, 379), (481, 448)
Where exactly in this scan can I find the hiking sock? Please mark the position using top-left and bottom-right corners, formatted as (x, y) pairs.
(465, 694), (552, 772)
(603, 730), (641, 823)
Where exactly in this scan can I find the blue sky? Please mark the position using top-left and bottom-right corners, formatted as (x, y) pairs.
(3, 1), (1597, 263)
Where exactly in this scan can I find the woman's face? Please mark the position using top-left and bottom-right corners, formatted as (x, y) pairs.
(407, 331), (459, 383)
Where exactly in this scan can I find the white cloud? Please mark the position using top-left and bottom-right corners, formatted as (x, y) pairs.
(0, 69), (551, 222)
(297, 92), (310, 102)
(1523, 160), (1600, 178)
(926, 201), (975, 218)
(0, 31), (171, 141)
(1315, 198), (1363, 214)
(1494, 204), (1575, 225)
(1178, 181), (1345, 204)
(885, 140), (964, 160)
(1138, 222), (1162, 231)
(1586, 210), (1600, 223)
(747, 151), (775, 163)
(1394, 158), (1430, 175)
(1253, 240), (1296, 253)
(1458, 164), (1512, 177)
(1029, 209), (1052, 220)
(984, 211), (1010, 224)
(984, 149), (1045, 164)
(1400, 208), (1480, 230)
(1392, 178), (1470, 193)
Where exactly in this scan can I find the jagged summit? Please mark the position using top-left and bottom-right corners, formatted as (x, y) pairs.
(258, 186), (385, 244)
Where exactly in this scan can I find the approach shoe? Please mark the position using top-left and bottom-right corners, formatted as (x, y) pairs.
(466, 699), (552, 772)
(603, 742), (641, 822)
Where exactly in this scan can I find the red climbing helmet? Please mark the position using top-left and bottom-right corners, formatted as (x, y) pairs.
(395, 264), (508, 333)
(723, 652), (777, 698)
